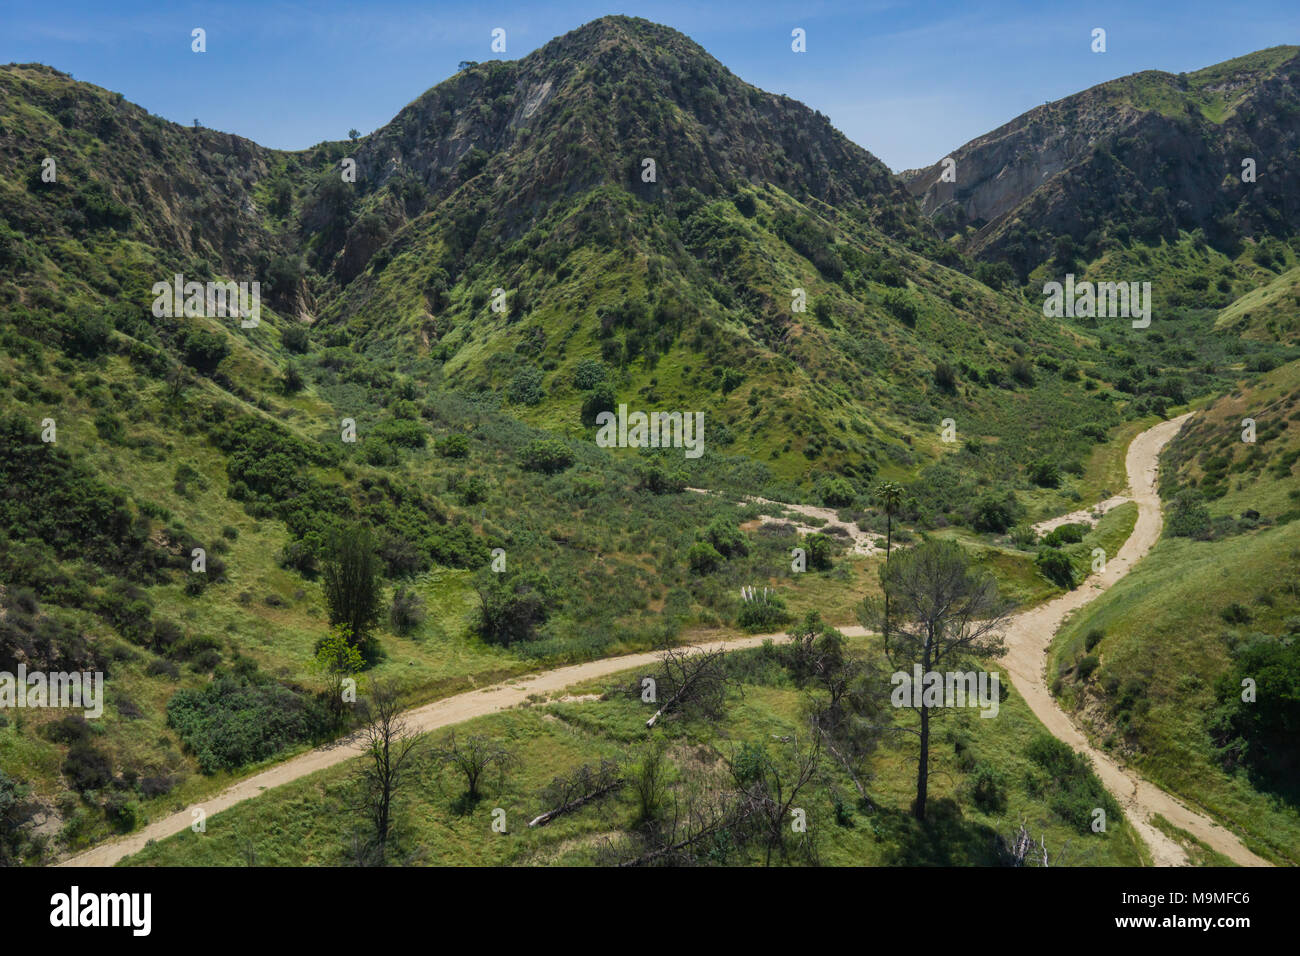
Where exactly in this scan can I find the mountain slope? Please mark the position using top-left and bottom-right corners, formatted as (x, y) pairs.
(903, 46), (1300, 278)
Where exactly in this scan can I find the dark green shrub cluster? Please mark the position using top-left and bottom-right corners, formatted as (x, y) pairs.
(1024, 733), (1121, 834)
(166, 675), (330, 773)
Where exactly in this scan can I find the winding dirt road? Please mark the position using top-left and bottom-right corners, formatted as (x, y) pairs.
(1000, 412), (1266, 866)
(62, 412), (1268, 867)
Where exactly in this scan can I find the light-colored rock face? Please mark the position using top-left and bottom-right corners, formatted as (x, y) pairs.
(906, 95), (1137, 227)
(902, 49), (1300, 276)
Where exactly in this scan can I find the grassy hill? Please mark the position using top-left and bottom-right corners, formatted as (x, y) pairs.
(2, 17), (1298, 867)
(1049, 359), (1300, 864)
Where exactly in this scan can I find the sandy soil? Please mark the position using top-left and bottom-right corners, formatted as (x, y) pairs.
(688, 488), (886, 555)
(1032, 494), (1131, 535)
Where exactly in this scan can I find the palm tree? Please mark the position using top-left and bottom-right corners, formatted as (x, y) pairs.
(873, 480), (905, 655)
(874, 480), (904, 561)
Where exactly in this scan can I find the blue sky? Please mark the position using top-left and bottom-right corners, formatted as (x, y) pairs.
(2, 0), (1295, 170)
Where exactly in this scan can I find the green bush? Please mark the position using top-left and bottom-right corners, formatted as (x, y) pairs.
(520, 438), (574, 474)
(737, 588), (789, 631)
(474, 571), (555, 646)
(436, 433), (470, 458)
(971, 493), (1020, 534)
(1028, 458), (1061, 488)
(1025, 733), (1120, 834)
(1167, 488), (1211, 538)
(572, 359), (608, 389)
(167, 675), (330, 773)
(818, 476), (856, 508)
(704, 517), (748, 558)
(1036, 547), (1076, 589)
(389, 586), (427, 635)
(806, 532), (833, 570)
(1042, 522), (1088, 547)
(688, 541), (723, 575)
(507, 366), (544, 406)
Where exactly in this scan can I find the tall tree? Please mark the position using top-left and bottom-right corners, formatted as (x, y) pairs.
(858, 539), (1010, 821)
(873, 479), (905, 647)
(352, 679), (420, 860)
(873, 480), (904, 561)
(321, 524), (383, 653)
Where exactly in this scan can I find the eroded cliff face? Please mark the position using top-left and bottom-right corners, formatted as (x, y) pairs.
(903, 48), (1300, 274)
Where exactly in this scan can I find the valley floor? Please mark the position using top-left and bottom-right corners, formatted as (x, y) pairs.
(56, 413), (1271, 867)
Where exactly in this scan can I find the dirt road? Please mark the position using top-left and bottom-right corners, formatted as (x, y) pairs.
(1000, 412), (1267, 866)
(63, 412), (1268, 867)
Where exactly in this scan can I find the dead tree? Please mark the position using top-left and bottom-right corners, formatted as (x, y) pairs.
(352, 679), (421, 857)
(786, 613), (886, 804)
(612, 789), (747, 867)
(1002, 820), (1062, 867)
(528, 759), (624, 828)
(644, 645), (733, 727)
(729, 735), (822, 866)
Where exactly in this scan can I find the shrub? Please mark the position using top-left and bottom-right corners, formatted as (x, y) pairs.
(1028, 458), (1061, 488)
(1211, 638), (1300, 784)
(632, 459), (684, 495)
(458, 474), (488, 505)
(1076, 655), (1100, 680)
(968, 762), (1007, 813)
(1084, 628), (1105, 652)
(1036, 547), (1076, 589)
(167, 676), (330, 773)
(806, 532), (833, 571)
(581, 383), (616, 426)
(62, 741), (112, 792)
(389, 586), (427, 635)
(371, 418), (426, 450)
(1025, 733), (1120, 834)
(704, 517), (748, 558)
(1010, 358), (1035, 386)
(933, 361), (957, 393)
(436, 433), (470, 458)
(507, 366), (544, 406)
(520, 439), (574, 474)
(972, 493), (1020, 533)
(1168, 488), (1211, 538)
(181, 329), (230, 373)
(1042, 522), (1088, 547)
(737, 587), (789, 631)
(688, 541), (723, 575)
(1009, 525), (1038, 549)
(572, 359), (607, 390)
(474, 571), (555, 646)
(281, 324), (309, 353)
(818, 476), (856, 507)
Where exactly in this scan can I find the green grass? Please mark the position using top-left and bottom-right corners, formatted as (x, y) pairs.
(1051, 525), (1300, 865)
(122, 639), (1147, 867)
(1216, 265), (1300, 343)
